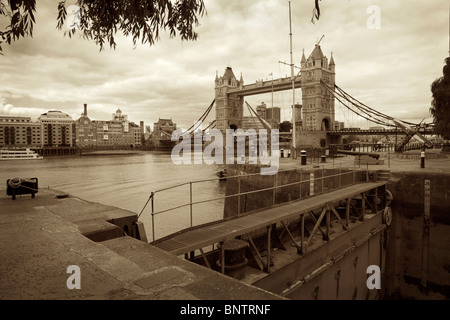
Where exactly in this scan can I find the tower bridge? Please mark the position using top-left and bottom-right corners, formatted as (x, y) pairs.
(175, 43), (433, 154)
(209, 43), (434, 153)
(214, 44), (336, 135)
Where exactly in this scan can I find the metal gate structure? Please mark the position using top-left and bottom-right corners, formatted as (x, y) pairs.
(148, 167), (392, 300)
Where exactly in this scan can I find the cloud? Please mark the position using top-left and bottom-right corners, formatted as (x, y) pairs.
(0, 0), (447, 131)
(0, 97), (48, 120)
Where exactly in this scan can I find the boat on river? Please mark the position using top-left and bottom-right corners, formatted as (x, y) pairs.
(0, 148), (43, 160)
(216, 168), (227, 181)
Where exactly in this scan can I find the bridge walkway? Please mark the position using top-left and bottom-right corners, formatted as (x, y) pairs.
(152, 181), (387, 260)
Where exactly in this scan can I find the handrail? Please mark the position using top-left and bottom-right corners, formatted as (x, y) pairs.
(143, 159), (368, 241)
(151, 165), (338, 194)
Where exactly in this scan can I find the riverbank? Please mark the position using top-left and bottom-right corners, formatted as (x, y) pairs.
(0, 187), (282, 300)
(277, 149), (450, 173)
(80, 150), (147, 156)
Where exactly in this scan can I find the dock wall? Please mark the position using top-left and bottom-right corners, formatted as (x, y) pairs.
(222, 165), (450, 300)
(223, 164), (367, 219)
(385, 171), (450, 299)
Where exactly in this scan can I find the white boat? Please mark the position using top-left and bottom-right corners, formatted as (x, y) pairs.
(0, 148), (43, 160)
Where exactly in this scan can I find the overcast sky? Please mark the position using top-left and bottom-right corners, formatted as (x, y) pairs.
(0, 0), (448, 130)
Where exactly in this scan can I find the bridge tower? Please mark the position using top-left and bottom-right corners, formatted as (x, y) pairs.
(300, 45), (335, 132)
(215, 67), (244, 133)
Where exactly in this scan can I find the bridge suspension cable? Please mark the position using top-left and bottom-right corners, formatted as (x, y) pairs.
(245, 101), (272, 131)
(334, 84), (417, 126)
(246, 102), (261, 130)
(202, 120), (216, 133)
(184, 99), (215, 134)
(321, 80), (392, 127)
(321, 80), (420, 128)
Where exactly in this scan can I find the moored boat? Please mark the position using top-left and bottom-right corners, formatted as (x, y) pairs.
(216, 168), (227, 181)
(0, 148), (43, 160)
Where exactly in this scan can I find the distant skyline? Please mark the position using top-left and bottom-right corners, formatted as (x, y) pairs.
(0, 1), (448, 130)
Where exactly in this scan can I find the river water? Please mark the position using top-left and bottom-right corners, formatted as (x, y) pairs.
(0, 152), (227, 240)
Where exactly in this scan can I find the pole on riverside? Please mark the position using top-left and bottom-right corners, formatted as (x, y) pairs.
(289, 1), (297, 159)
(421, 147), (425, 169)
(388, 142), (391, 168)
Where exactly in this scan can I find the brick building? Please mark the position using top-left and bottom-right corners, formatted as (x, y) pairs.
(38, 111), (75, 147)
(75, 104), (143, 149)
(0, 116), (42, 148)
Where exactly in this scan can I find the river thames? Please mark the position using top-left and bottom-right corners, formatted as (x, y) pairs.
(0, 152), (227, 240)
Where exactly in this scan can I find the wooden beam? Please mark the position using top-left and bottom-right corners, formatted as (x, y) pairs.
(374, 187), (378, 212)
(301, 214), (305, 254)
(346, 197), (350, 228)
(325, 206), (330, 241)
(281, 220), (302, 253)
(220, 241), (225, 274)
(266, 225), (272, 273)
(360, 192), (366, 221)
(308, 210), (327, 238)
(199, 248), (211, 269)
(271, 223), (286, 250)
(304, 206), (327, 253)
(330, 203), (348, 231)
(247, 236), (264, 271)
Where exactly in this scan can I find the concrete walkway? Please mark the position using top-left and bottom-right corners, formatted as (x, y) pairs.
(278, 149), (450, 173)
(0, 188), (283, 300)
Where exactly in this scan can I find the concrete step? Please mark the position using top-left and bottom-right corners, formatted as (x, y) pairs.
(100, 236), (283, 300)
(0, 191), (287, 301)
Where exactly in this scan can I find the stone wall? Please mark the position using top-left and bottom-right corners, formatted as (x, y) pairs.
(385, 171), (450, 299)
(223, 164), (366, 218)
(222, 166), (450, 299)
(296, 130), (328, 149)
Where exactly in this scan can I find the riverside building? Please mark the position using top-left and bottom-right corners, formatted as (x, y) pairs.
(38, 110), (75, 147)
(0, 116), (42, 148)
(1, 104), (144, 150)
(75, 104), (143, 149)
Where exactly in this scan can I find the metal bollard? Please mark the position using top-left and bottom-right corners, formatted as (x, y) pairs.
(301, 150), (307, 165)
(421, 151), (425, 168)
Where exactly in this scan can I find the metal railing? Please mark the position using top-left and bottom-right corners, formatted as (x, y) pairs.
(141, 160), (369, 242)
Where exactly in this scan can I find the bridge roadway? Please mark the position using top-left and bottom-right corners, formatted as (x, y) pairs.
(327, 128), (435, 135)
(227, 76), (302, 97)
(152, 181), (386, 256)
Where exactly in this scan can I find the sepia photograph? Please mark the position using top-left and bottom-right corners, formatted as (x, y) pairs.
(0, 0), (449, 313)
